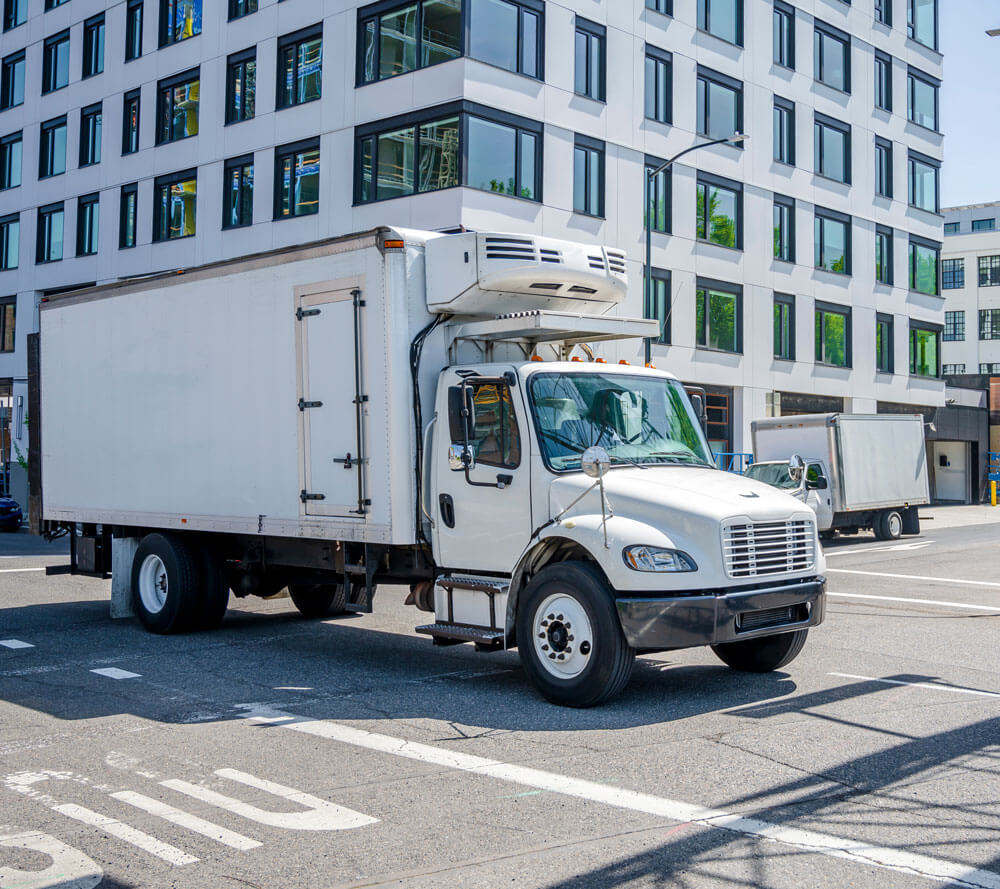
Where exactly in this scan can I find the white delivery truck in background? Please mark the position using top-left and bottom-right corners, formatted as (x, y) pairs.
(748, 414), (930, 540)
(30, 227), (826, 707)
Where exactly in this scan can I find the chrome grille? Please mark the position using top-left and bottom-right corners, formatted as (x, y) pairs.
(723, 519), (815, 578)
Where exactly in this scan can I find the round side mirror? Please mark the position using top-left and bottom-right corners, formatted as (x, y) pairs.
(788, 453), (805, 483)
(582, 446), (611, 479)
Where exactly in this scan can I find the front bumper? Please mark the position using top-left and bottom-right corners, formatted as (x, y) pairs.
(616, 577), (826, 651)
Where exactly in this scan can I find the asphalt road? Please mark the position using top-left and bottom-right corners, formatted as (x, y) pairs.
(1, 520), (998, 889)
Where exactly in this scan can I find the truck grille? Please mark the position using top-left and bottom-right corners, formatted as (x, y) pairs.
(723, 519), (815, 578)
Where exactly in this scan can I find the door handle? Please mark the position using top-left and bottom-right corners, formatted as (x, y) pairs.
(439, 494), (455, 529)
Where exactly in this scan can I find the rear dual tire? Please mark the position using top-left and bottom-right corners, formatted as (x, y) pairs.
(874, 509), (903, 541)
(287, 582), (348, 618)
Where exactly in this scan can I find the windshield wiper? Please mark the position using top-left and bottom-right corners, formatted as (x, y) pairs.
(646, 450), (712, 466)
(609, 454), (647, 470)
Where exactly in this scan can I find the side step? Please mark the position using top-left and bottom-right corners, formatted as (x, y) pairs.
(415, 623), (504, 650)
(437, 575), (510, 595)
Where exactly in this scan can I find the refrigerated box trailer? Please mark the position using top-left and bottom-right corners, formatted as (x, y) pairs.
(32, 227), (826, 706)
(749, 413), (930, 539)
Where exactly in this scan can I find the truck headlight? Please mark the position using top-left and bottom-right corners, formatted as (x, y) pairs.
(622, 546), (697, 573)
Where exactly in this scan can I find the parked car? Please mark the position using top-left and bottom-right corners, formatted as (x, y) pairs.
(0, 497), (23, 531)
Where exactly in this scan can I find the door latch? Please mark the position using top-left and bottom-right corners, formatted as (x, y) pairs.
(298, 398), (323, 411)
(300, 490), (326, 502)
(296, 307), (320, 320)
(334, 453), (368, 470)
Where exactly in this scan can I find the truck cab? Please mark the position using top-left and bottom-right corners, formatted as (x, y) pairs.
(745, 459), (834, 531)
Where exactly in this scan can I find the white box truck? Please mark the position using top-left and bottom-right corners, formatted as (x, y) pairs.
(30, 227), (826, 706)
(748, 414), (930, 540)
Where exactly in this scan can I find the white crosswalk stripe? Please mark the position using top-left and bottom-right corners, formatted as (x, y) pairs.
(110, 790), (263, 850)
(53, 803), (199, 866)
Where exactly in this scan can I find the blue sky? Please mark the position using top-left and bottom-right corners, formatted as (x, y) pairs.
(940, 0), (1000, 207)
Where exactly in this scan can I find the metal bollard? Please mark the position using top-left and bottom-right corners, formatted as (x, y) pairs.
(993, 480), (997, 507)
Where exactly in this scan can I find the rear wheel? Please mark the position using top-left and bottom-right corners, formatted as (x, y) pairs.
(712, 629), (808, 673)
(287, 582), (347, 618)
(131, 533), (201, 634)
(516, 562), (634, 708)
(876, 509), (903, 541)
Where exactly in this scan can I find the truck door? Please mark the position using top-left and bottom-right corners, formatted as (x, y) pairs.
(806, 462), (834, 530)
(296, 287), (368, 518)
(432, 370), (533, 573)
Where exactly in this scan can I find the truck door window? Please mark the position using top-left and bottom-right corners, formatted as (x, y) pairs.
(807, 464), (826, 485)
(460, 382), (522, 469)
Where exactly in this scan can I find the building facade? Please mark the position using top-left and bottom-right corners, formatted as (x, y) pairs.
(0, 0), (946, 499)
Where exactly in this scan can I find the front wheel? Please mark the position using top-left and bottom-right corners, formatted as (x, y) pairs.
(712, 629), (808, 673)
(516, 562), (634, 708)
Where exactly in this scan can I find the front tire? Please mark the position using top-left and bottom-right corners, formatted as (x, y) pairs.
(287, 582), (347, 618)
(516, 562), (634, 708)
(712, 629), (808, 672)
(131, 533), (201, 634)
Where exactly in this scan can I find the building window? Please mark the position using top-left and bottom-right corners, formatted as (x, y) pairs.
(156, 69), (200, 144)
(696, 173), (741, 249)
(814, 21), (850, 92)
(774, 293), (795, 360)
(38, 117), (67, 179)
(3, 0), (25, 31)
(160, 0), (201, 47)
(0, 296), (13, 352)
(1, 51), (24, 109)
(42, 31), (71, 94)
(0, 131), (21, 190)
(875, 0), (891, 25)
(814, 113), (850, 183)
(909, 324), (940, 377)
(76, 194), (99, 257)
(153, 169), (197, 241)
(229, 0), (257, 19)
(275, 139), (319, 219)
(83, 15), (105, 79)
(972, 218), (996, 232)
(908, 0), (937, 49)
(36, 203), (64, 263)
(908, 151), (939, 213)
(876, 313), (893, 373)
(646, 0), (672, 14)
(278, 25), (323, 109)
(944, 221), (959, 234)
(876, 225), (893, 285)
(874, 50), (892, 111)
(645, 268), (670, 345)
(978, 255), (1000, 287)
(773, 96), (794, 165)
(126, 0), (143, 61)
(943, 310), (965, 340)
(981, 309), (1000, 340)
(79, 104), (102, 168)
(226, 48), (256, 124)
(942, 364), (965, 375)
(697, 67), (742, 141)
(575, 19), (605, 102)
(908, 67), (939, 131)
(224, 154), (254, 228)
(45, 0), (70, 8)
(814, 208), (851, 274)
(696, 279), (742, 353)
(773, 194), (794, 262)
(815, 301), (851, 367)
(941, 260), (964, 290)
(773, 1), (794, 69)
(644, 46), (671, 123)
(981, 363), (1000, 374)
(645, 157), (670, 234)
(698, 0), (742, 45)
(875, 137), (893, 198)
(908, 236), (939, 295)
(120, 183), (137, 248)
(469, 0), (543, 79)
(359, 0), (461, 84)
(0, 214), (18, 269)
(122, 90), (140, 155)
(573, 135), (604, 217)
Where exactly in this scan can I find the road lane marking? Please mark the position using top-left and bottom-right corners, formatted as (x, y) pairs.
(52, 804), (198, 866)
(829, 673), (1000, 699)
(825, 541), (935, 557)
(0, 639), (34, 649)
(827, 568), (1000, 589)
(828, 592), (1000, 612)
(0, 567), (45, 574)
(111, 791), (262, 850)
(0, 829), (103, 889)
(162, 769), (377, 831)
(240, 705), (1000, 889)
(90, 668), (141, 679)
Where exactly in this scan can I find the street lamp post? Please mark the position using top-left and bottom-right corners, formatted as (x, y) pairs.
(643, 133), (749, 366)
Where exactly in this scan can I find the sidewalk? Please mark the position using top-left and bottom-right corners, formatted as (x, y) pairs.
(918, 503), (1000, 530)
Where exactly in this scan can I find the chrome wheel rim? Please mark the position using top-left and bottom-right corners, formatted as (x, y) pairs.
(888, 513), (902, 537)
(138, 554), (168, 614)
(532, 593), (593, 679)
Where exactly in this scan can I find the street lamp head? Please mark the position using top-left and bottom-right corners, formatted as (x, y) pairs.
(987, 27), (1000, 36)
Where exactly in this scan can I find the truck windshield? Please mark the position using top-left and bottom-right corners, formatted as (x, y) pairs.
(528, 372), (714, 471)
(744, 462), (799, 490)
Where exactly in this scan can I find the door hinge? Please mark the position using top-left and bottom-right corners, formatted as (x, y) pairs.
(300, 490), (326, 502)
(298, 398), (323, 410)
(296, 307), (321, 320)
(334, 453), (368, 469)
